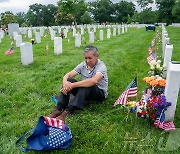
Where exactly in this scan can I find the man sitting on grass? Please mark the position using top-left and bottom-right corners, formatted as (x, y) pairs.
(49, 45), (108, 121)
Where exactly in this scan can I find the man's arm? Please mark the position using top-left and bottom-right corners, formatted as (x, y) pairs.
(71, 72), (103, 88)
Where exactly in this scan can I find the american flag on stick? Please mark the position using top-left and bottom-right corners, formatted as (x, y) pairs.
(148, 46), (152, 55)
(114, 77), (138, 106)
(153, 110), (176, 131)
(147, 53), (156, 65)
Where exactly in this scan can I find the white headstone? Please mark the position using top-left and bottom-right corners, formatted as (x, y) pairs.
(0, 31), (4, 39)
(163, 44), (173, 70)
(163, 37), (170, 58)
(40, 28), (44, 36)
(35, 32), (41, 44)
(73, 28), (76, 37)
(89, 32), (94, 43)
(54, 37), (62, 55)
(113, 28), (116, 36)
(75, 34), (81, 47)
(51, 30), (55, 40)
(118, 26), (121, 35)
(16, 35), (22, 47)
(164, 62), (180, 122)
(13, 32), (18, 40)
(64, 29), (67, 38)
(122, 26), (124, 33)
(8, 23), (19, 37)
(81, 28), (84, 35)
(99, 30), (103, 41)
(20, 42), (33, 65)
(107, 29), (111, 39)
(28, 29), (32, 38)
(125, 25), (128, 32)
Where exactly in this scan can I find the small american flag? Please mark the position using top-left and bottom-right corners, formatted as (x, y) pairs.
(148, 46), (152, 55)
(147, 53), (156, 65)
(114, 77), (137, 106)
(5, 47), (14, 56)
(43, 116), (64, 130)
(153, 111), (176, 131)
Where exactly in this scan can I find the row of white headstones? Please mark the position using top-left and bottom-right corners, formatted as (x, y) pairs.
(162, 24), (180, 122)
(0, 24), (130, 65)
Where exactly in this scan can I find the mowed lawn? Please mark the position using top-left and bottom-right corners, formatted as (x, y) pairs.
(0, 26), (180, 154)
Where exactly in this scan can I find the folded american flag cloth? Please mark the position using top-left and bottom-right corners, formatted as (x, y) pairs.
(43, 116), (65, 130)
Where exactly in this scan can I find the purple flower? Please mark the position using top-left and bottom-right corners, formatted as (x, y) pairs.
(154, 103), (159, 108)
(167, 102), (172, 106)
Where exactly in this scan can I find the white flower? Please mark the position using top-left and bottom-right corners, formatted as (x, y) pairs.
(150, 60), (157, 66)
(156, 64), (161, 69)
(150, 66), (155, 70)
(159, 67), (163, 71)
(157, 60), (161, 64)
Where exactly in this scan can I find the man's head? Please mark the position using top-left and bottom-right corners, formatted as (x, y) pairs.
(84, 45), (99, 68)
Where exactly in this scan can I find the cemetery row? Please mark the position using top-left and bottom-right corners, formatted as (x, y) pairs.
(161, 24), (180, 122)
(0, 23), (134, 65)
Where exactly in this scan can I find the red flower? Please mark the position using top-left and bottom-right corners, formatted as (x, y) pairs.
(142, 111), (147, 115)
(150, 114), (155, 119)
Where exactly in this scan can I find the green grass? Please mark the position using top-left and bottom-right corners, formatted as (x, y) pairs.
(0, 26), (180, 154)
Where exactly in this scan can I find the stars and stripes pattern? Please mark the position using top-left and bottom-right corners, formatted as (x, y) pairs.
(114, 77), (137, 106)
(147, 53), (156, 65)
(43, 116), (65, 130)
(47, 126), (72, 149)
(5, 47), (14, 56)
(154, 118), (176, 131)
(148, 46), (152, 55)
(153, 110), (176, 131)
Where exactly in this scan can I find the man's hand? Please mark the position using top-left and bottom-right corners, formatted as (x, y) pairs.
(61, 81), (73, 95)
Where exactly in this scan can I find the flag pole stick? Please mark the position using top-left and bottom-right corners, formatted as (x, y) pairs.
(135, 70), (138, 119)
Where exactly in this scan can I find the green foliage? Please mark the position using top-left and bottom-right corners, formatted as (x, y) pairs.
(21, 22), (28, 27)
(0, 27), (180, 153)
(56, 0), (87, 25)
(172, 0), (180, 22)
(80, 11), (93, 24)
(137, 0), (154, 10)
(1, 13), (17, 26)
(114, 0), (136, 23)
(156, 0), (176, 25)
(88, 0), (114, 23)
(15, 12), (26, 27)
(139, 8), (158, 24)
(26, 3), (58, 26)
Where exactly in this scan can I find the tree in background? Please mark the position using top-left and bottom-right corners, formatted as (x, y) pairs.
(1, 12), (17, 26)
(80, 11), (93, 24)
(88, 0), (113, 24)
(26, 3), (57, 26)
(156, 0), (176, 25)
(114, 1), (135, 23)
(172, 0), (180, 22)
(26, 3), (44, 26)
(15, 12), (26, 27)
(139, 8), (158, 24)
(56, 0), (87, 25)
(42, 4), (58, 26)
(137, 0), (154, 11)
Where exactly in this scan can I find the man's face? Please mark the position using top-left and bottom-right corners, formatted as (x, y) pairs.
(84, 51), (98, 68)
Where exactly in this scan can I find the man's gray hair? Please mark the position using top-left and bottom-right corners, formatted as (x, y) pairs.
(84, 45), (98, 56)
